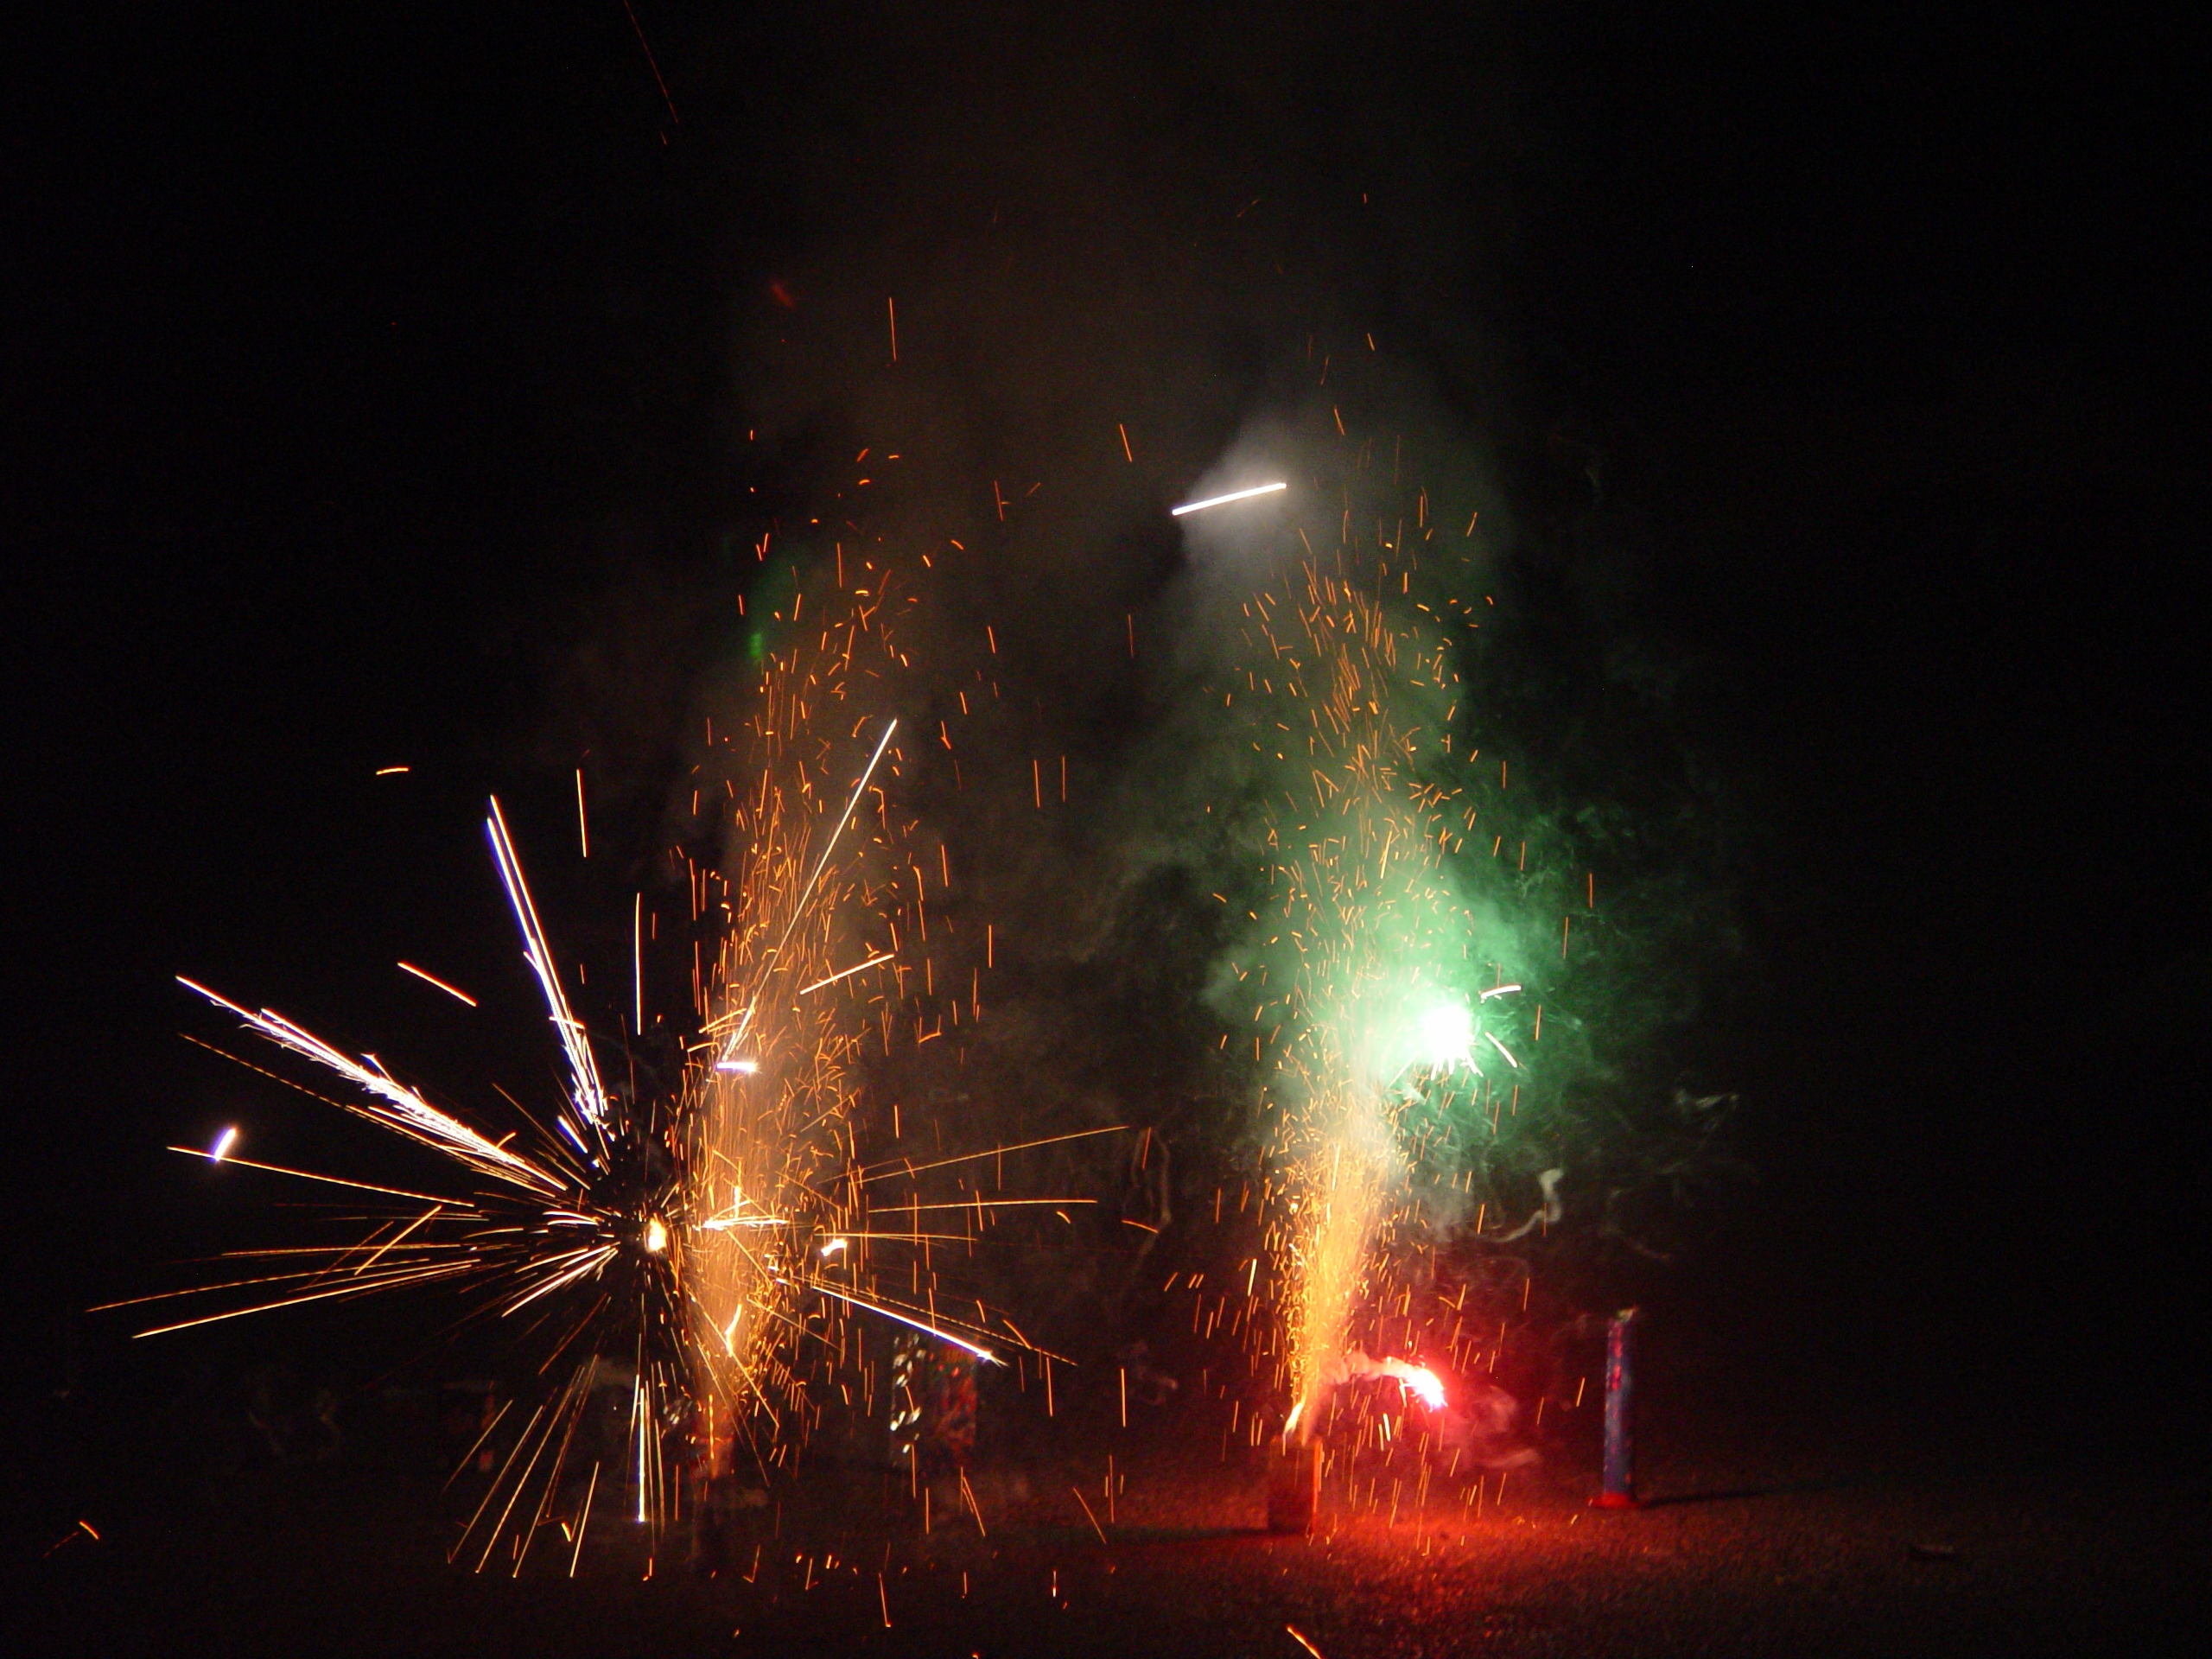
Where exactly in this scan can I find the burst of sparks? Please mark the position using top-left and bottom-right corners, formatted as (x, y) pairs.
(132, 545), (1109, 1571)
(677, 561), (1106, 1480)
(1192, 461), (1543, 1448)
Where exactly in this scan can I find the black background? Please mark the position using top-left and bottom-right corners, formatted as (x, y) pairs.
(5, 1), (2202, 1452)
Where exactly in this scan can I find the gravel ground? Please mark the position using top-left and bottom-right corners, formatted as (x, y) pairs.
(11, 1403), (2206, 1657)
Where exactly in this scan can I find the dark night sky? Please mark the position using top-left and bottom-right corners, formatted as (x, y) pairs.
(4, 3), (2202, 1418)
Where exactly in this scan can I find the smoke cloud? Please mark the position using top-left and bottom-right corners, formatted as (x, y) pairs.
(539, 6), (1745, 1361)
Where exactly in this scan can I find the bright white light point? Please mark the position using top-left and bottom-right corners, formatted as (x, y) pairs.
(642, 1216), (668, 1254)
(1402, 1365), (1446, 1409)
(1416, 1001), (1474, 1067)
(819, 1237), (849, 1258)
(715, 1058), (760, 1074)
(210, 1126), (238, 1163)
(1170, 480), (1287, 517)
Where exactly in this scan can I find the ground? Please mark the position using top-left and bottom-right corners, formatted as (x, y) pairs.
(10, 1382), (2204, 1657)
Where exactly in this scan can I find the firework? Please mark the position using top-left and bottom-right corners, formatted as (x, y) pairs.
(103, 802), (685, 1572)
(677, 551), (1111, 1487)
(118, 545), (1109, 1571)
(1212, 524), (1536, 1445)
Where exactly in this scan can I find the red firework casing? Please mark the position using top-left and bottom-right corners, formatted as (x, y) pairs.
(1267, 1436), (1323, 1533)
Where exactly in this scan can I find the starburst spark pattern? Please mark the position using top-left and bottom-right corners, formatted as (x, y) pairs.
(118, 546), (1108, 1570)
(110, 804), (686, 1573)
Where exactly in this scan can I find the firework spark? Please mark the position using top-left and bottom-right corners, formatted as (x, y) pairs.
(117, 811), (691, 1567)
(1200, 500), (1537, 1447)
(123, 546), (1111, 1569)
(674, 557), (1110, 1484)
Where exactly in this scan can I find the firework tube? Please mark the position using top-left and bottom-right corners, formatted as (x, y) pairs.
(1267, 1431), (1323, 1534)
(1596, 1306), (1640, 1508)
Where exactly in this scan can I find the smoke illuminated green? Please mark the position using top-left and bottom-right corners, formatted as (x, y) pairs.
(1214, 548), (1536, 1427)
(1183, 416), (1740, 1440)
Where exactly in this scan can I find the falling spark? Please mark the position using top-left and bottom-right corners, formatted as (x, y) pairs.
(620, 0), (679, 125)
(796, 951), (895, 996)
(1072, 1485), (1108, 1543)
(208, 1125), (238, 1163)
(397, 961), (479, 1007)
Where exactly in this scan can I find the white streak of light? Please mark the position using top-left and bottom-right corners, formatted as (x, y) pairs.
(798, 951), (895, 996)
(633, 1372), (648, 1523)
(177, 979), (558, 1191)
(397, 961), (479, 1007)
(486, 799), (613, 1129)
(568, 1462), (598, 1577)
(806, 1281), (1001, 1364)
(720, 719), (897, 1063)
(1170, 481), (1287, 516)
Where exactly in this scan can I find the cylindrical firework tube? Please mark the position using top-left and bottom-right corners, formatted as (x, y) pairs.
(1266, 1432), (1324, 1533)
(1596, 1306), (1640, 1508)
